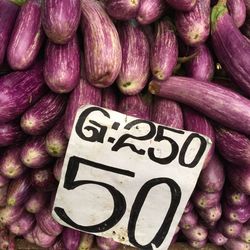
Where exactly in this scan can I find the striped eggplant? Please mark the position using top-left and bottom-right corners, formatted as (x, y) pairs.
(78, 233), (95, 250)
(149, 76), (250, 136)
(136, 0), (166, 25)
(211, 0), (250, 97)
(25, 191), (48, 214)
(227, 0), (246, 28)
(185, 44), (214, 81)
(33, 224), (56, 248)
(166, 0), (197, 11)
(96, 237), (120, 250)
(0, 66), (48, 123)
(219, 220), (243, 239)
(42, 0), (81, 44)
(20, 136), (52, 168)
(240, 225), (250, 243)
(0, 205), (24, 225)
(0, 185), (8, 207)
(7, 0), (44, 70)
(0, 0), (19, 66)
(21, 92), (66, 136)
(81, 0), (122, 88)
(46, 117), (68, 158)
(175, 0), (210, 46)
(62, 228), (81, 250)
(117, 21), (150, 95)
(224, 239), (250, 250)
(101, 87), (118, 110)
(208, 230), (228, 246)
(0, 174), (9, 188)
(179, 209), (198, 230)
(44, 35), (80, 93)
(198, 204), (222, 224)
(152, 98), (183, 129)
(0, 146), (26, 179)
(182, 223), (208, 241)
(225, 186), (249, 207)
(106, 0), (140, 20)
(150, 19), (178, 81)
(64, 79), (102, 138)
(53, 157), (64, 181)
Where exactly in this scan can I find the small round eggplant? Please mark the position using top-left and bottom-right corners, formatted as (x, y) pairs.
(25, 191), (48, 214)
(179, 209), (198, 230)
(218, 219), (243, 239)
(225, 185), (249, 207)
(240, 225), (250, 243)
(0, 205), (24, 225)
(208, 229), (228, 246)
(224, 239), (250, 250)
(182, 223), (208, 241)
(198, 204), (222, 224)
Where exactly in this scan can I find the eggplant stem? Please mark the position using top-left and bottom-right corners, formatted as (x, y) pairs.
(178, 51), (199, 63)
(211, 0), (228, 32)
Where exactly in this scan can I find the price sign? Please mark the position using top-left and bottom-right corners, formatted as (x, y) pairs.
(52, 105), (212, 250)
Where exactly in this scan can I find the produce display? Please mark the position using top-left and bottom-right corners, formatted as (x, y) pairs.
(0, 0), (250, 249)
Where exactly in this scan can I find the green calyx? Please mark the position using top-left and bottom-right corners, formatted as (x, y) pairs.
(9, 0), (27, 6)
(211, 0), (228, 32)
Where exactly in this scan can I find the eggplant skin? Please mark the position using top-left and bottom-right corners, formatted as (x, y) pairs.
(166, 0), (197, 11)
(62, 228), (81, 250)
(81, 0), (122, 88)
(44, 35), (80, 93)
(7, 0), (44, 70)
(227, 0), (246, 28)
(42, 0), (81, 44)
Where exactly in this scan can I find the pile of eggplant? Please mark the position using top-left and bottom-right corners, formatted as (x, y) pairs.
(0, 0), (250, 249)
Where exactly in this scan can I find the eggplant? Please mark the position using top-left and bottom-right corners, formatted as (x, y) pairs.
(136, 0), (166, 25)
(152, 97), (183, 129)
(101, 87), (118, 110)
(7, 174), (31, 206)
(182, 223), (208, 241)
(53, 157), (64, 181)
(8, 211), (35, 235)
(219, 220), (243, 239)
(150, 19), (178, 81)
(224, 239), (250, 250)
(46, 117), (68, 157)
(208, 230), (228, 246)
(187, 239), (207, 249)
(0, 146), (26, 179)
(0, 185), (8, 207)
(44, 35), (81, 93)
(33, 224), (56, 248)
(21, 136), (52, 168)
(185, 44), (214, 81)
(0, 174), (9, 188)
(78, 233), (95, 250)
(49, 237), (64, 250)
(117, 21), (150, 95)
(149, 76), (250, 136)
(42, 0), (81, 44)
(7, 0), (44, 70)
(106, 0), (140, 20)
(62, 228), (81, 250)
(211, 0), (250, 97)
(96, 236), (120, 250)
(179, 209), (198, 229)
(81, 0), (122, 88)
(225, 186), (249, 207)
(0, 66), (48, 123)
(198, 204), (222, 224)
(64, 79), (102, 138)
(197, 153), (225, 192)
(184, 201), (194, 214)
(175, 0), (210, 46)
(23, 229), (35, 244)
(166, 0), (197, 11)
(36, 208), (63, 236)
(0, 0), (19, 66)
(192, 190), (221, 209)
(25, 191), (48, 214)
(227, 0), (246, 28)
(0, 205), (24, 225)
(240, 225), (250, 243)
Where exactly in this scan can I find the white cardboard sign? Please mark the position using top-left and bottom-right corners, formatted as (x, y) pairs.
(52, 105), (212, 250)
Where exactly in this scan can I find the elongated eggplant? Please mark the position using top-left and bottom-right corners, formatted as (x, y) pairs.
(208, 230), (228, 246)
(192, 190), (221, 209)
(219, 219), (243, 239)
(136, 0), (166, 25)
(166, 0), (197, 11)
(0, 0), (19, 66)
(198, 204), (222, 223)
(96, 236), (120, 250)
(187, 239), (207, 249)
(198, 154), (225, 192)
(0, 174), (9, 188)
(182, 223), (208, 241)
(101, 87), (118, 110)
(0, 205), (24, 225)
(42, 0), (80, 44)
(62, 228), (81, 250)
(225, 186), (249, 207)
(64, 79), (102, 138)
(44, 36), (80, 93)
(211, 1), (250, 97)
(25, 191), (48, 214)
(33, 224), (56, 248)
(21, 136), (52, 168)
(179, 210), (198, 229)
(117, 21), (149, 95)
(81, 0), (122, 88)
(78, 233), (95, 250)
(150, 19), (178, 81)
(224, 239), (250, 250)
(175, 0), (210, 46)
(240, 225), (250, 243)
(227, 0), (246, 28)
(7, 174), (31, 206)
(149, 76), (250, 136)
(53, 157), (64, 181)
(0, 185), (8, 207)
(106, 0), (140, 20)
(8, 211), (35, 235)
(7, 0), (44, 70)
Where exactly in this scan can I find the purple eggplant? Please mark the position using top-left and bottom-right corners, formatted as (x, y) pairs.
(136, 0), (166, 25)
(21, 136), (52, 168)
(182, 223), (208, 241)
(219, 219), (243, 239)
(8, 211), (35, 235)
(225, 186), (249, 207)
(198, 204), (222, 224)
(211, 1), (250, 97)
(101, 87), (118, 110)
(0, 174), (9, 188)
(208, 229), (228, 246)
(0, 0), (19, 66)
(183, 107), (215, 168)
(152, 97), (183, 129)
(44, 35), (80, 93)
(36, 208), (63, 236)
(49, 237), (64, 250)
(149, 76), (250, 136)
(0, 185), (8, 207)
(0, 205), (24, 225)
(0, 146), (26, 179)
(175, 0), (210, 46)
(81, 0), (122, 88)
(150, 19), (178, 81)
(224, 239), (250, 250)
(185, 44), (214, 81)
(78, 233), (95, 250)
(53, 157), (64, 181)
(33, 224), (56, 248)
(106, 0), (140, 20)
(7, 174), (31, 206)
(187, 239), (207, 249)
(192, 190), (221, 209)
(42, 0), (81, 44)
(62, 228), (81, 250)
(46, 117), (68, 157)
(64, 79), (102, 138)
(0, 66), (47, 123)
(96, 236), (120, 250)
(117, 21), (150, 95)
(179, 209), (198, 229)
(184, 201), (194, 214)
(25, 191), (48, 214)
(23, 229), (35, 244)
(227, 0), (246, 28)
(7, 0), (44, 70)
(166, 0), (197, 11)
(240, 225), (250, 243)
(198, 153), (225, 192)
